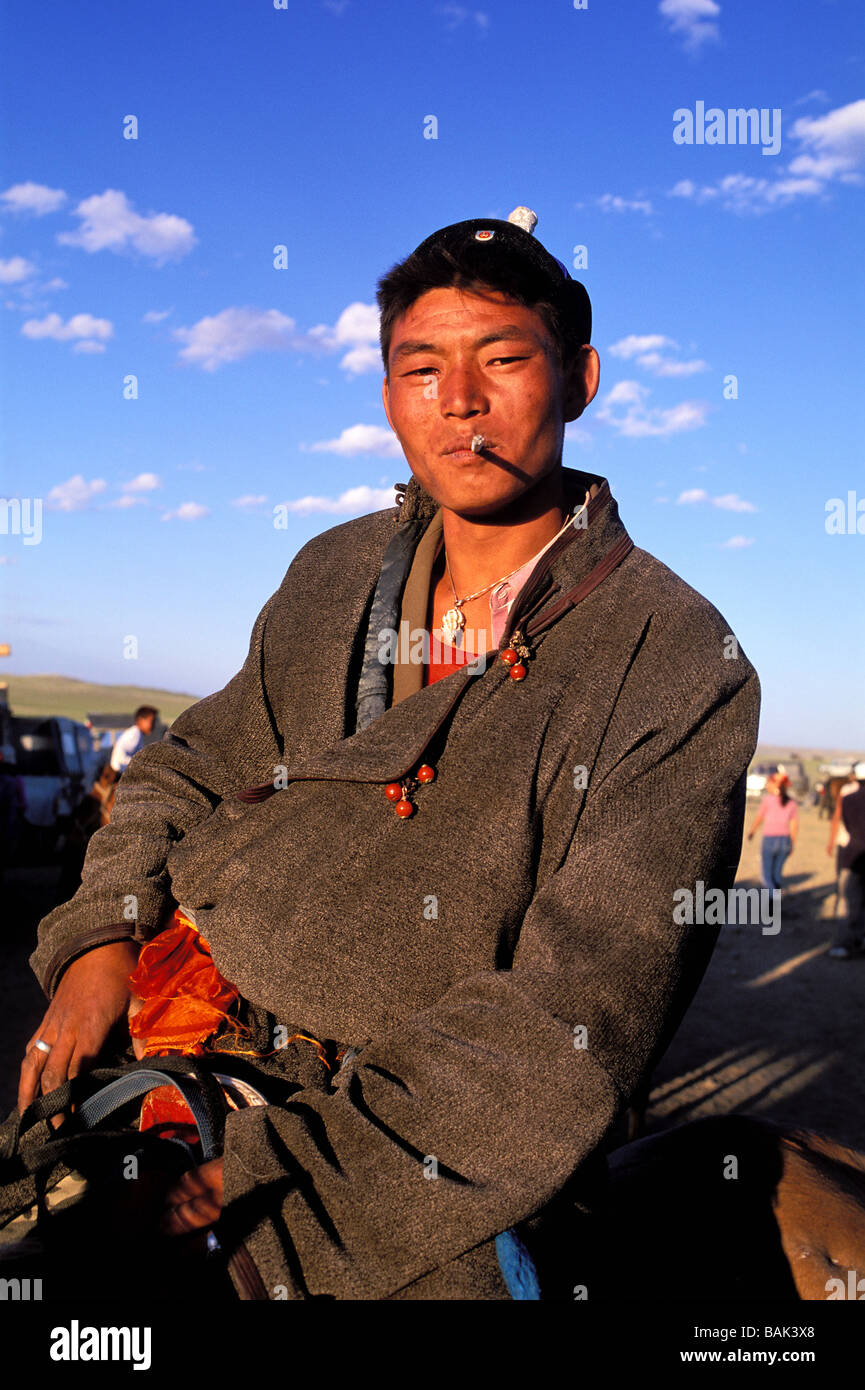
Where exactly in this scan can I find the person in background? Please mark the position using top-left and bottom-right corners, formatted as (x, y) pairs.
(826, 764), (865, 959)
(55, 759), (119, 904)
(747, 771), (798, 893)
(109, 706), (158, 777)
(827, 771), (857, 877)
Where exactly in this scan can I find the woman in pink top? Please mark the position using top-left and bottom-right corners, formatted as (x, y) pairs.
(747, 773), (798, 890)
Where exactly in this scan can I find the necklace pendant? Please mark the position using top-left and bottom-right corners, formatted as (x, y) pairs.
(441, 606), (465, 643)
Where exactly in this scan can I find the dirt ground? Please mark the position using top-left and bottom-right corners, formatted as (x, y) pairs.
(649, 798), (865, 1153)
(1, 799), (862, 1154)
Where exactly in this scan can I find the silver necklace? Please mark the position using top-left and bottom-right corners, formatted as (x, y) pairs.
(441, 505), (581, 644)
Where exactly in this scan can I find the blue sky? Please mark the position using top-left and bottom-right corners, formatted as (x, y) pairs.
(1, 0), (863, 746)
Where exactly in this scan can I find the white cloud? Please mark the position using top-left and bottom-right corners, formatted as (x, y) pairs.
(609, 335), (676, 359)
(668, 99), (865, 213)
(793, 90), (830, 109)
(677, 488), (757, 512)
(161, 502), (210, 522)
(278, 485), (397, 516)
(44, 277), (68, 291)
(670, 180), (711, 204)
(564, 422), (592, 445)
(330, 301), (380, 345)
(308, 301), (381, 375)
(597, 194), (653, 215)
(597, 381), (711, 437)
(0, 257), (36, 284)
(604, 380), (646, 407)
(339, 343), (382, 374)
(0, 182), (67, 216)
(306, 423), (402, 458)
(21, 311), (113, 355)
(57, 189), (196, 263)
(659, 0), (721, 52)
(721, 535), (755, 548)
(638, 351), (708, 377)
(122, 472), (161, 493)
(789, 99), (865, 183)
(171, 299), (382, 375)
(142, 308), (172, 324)
(670, 171), (821, 212)
(21, 311), (112, 341)
(46, 475), (107, 511)
(711, 492), (757, 512)
(173, 306), (299, 371)
(624, 401), (710, 438)
(608, 334), (707, 376)
(437, 6), (489, 30)
(107, 494), (146, 509)
(231, 494), (268, 509)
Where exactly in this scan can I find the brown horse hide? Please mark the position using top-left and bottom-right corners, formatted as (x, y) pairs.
(595, 1116), (865, 1301)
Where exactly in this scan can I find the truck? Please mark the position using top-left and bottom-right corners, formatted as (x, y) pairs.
(0, 687), (102, 861)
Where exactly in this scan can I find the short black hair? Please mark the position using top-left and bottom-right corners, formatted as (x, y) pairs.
(376, 236), (590, 377)
(134, 705), (158, 722)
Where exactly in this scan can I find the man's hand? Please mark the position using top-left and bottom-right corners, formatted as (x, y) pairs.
(160, 1158), (224, 1235)
(18, 939), (140, 1114)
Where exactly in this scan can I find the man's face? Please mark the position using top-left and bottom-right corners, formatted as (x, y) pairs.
(137, 714), (156, 734)
(381, 285), (598, 518)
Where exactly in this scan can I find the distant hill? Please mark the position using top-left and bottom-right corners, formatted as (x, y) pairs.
(757, 744), (863, 761)
(1, 675), (202, 725)
(2, 680), (861, 766)
(756, 744), (863, 769)
(753, 744), (864, 790)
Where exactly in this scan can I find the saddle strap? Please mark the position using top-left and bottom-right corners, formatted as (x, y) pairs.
(76, 1070), (223, 1160)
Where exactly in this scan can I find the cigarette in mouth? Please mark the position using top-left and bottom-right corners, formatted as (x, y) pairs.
(470, 434), (486, 453)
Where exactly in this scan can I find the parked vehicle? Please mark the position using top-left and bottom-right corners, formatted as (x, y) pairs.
(746, 756), (809, 800)
(775, 757), (809, 799)
(6, 715), (102, 861)
(746, 761), (776, 798)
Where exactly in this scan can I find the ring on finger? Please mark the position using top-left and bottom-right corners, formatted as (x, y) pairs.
(33, 1038), (53, 1056)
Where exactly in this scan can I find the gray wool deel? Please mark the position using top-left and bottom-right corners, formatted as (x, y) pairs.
(30, 465), (761, 1300)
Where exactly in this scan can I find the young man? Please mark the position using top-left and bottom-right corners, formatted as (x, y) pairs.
(109, 705), (159, 776)
(21, 208), (760, 1300)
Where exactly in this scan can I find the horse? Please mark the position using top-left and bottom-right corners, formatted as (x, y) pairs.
(593, 1114), (865, 1300)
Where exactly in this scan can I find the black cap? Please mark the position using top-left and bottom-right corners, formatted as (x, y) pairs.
(409, 206), (592, 346)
